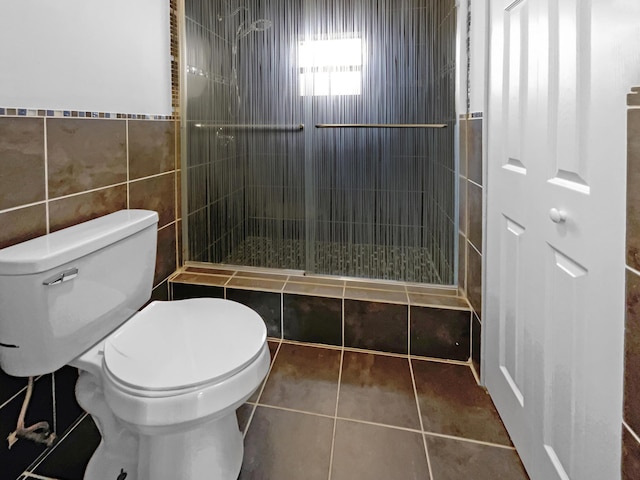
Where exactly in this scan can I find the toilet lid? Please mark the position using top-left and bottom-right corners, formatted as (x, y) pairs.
(103, 298), (267, 392)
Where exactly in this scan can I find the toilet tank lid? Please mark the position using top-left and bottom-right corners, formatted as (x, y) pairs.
(0, 210), (158, 275)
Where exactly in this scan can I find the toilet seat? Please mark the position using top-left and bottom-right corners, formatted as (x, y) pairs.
(103, 298), (267, 396)
(100, 298), (270, 428)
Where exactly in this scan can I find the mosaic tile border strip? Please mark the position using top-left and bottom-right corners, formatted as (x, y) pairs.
(0, 108), (174, 120)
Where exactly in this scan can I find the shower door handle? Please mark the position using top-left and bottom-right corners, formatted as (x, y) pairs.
(314, 123), (447, 128)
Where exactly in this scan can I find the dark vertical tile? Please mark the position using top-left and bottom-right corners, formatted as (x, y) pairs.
(625, 269), (640, 433)
(0, 375), (54, 480)
(458, 232), (467, 293)
(258, 343), (341, 415)
(283, 294), (342, 346)
(459, 118), (468, 179)
(468, 181), (482, 254)
(171, 282), (224, 300)
(0, 204), (47, 249)
(47, 119), (126, 198)
(0, 117), (45, 210)
(410, 306), (470, 361)
(459, 176), (467, 235)
(467, 242), (482, 319)
(338, 352), (420, 430)
(472, 312), (481, 377)
(54, 367), (83, 436)
(467, 118), (483, 186)
(155, 223), (177, 287)
(426, 435), (528, 480)
(150, 280), (169, 302)
(413, 360), (511, 445)
(623, 424), (640, 480)
(177, 218), (183, 267)
(31, 415), (101, 480)
(240, 407), (334, 480)
(330, 420), (429, 480)
(226, 289), (282, 338)
(129, 172), (176, 228)
(128, 120), (176, 179)
(48, 185), (127, 232)
(628, 109), (640, 271)
(344, 300), (408, 354)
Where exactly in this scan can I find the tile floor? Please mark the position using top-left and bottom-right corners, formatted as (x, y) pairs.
(18, 340), (529, 480)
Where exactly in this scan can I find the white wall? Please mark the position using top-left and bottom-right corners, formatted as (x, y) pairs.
(0, 0), (172, 115)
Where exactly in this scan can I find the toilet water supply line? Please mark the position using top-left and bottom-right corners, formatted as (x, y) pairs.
(7, 376), (56, 449)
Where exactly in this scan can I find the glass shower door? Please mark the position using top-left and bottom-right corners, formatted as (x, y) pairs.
(184, 0), (456, 284)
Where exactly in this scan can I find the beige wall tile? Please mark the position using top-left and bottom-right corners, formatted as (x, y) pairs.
(0, 204), (47, 249)
(129, 172), (176, 228)
(129, 120), (175, 179)
(49, 185), (127, 232)
(47, 118), (126, 198)
(468, 181), (482, 254)
(0, 118), (45, 210)
(627, 109), (640, 270)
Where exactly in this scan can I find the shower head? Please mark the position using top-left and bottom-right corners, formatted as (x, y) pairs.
(236, 19), (273, 40)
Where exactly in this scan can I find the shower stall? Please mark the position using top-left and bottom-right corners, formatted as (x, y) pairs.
(183, 0), (457, 285)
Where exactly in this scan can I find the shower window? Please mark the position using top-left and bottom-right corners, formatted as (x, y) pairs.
(298, 37), (363, 96)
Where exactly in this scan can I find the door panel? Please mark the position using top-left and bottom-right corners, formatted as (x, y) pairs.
(499, 215), (526, 406)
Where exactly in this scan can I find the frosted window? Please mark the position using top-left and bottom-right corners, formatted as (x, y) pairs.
(299, 38), (362, 96)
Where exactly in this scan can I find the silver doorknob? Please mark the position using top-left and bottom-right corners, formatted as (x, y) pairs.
(549, 208), (567, 224)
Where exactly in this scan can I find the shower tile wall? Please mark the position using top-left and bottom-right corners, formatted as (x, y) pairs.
(458, 113), (483, 378)
(185, 1), (247, 264)
(623, 87), (640, 479)
(0, 3), (181, 476)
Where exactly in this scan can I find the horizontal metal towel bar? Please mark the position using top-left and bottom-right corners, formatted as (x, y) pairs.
(193, 123), (304, 131)
(315, 123), (447, 129)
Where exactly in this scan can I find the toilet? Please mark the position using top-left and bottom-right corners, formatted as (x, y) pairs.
(0, 210), (269, 480)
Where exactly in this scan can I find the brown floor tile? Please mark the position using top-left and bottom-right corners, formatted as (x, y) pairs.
(338, 352), (420, 430)
(258, 343), (341, 415)
(247, 340), (281, 403)
(426, 435), (529, 480)
(240, 407), (334, 480)
(330, 420), (429, 480)
(412, 360), (511, 445)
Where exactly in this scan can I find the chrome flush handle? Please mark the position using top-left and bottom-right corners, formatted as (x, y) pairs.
(42, 267), (78, 286)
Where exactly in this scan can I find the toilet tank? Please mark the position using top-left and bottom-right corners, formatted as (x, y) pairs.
(0, 210), (159, 377)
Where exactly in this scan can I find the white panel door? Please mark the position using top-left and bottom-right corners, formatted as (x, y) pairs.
(485, 1), (640, 479)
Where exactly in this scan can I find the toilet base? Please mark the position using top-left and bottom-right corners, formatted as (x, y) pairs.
(137, 412), (243, 480)
(76, 368), (245, 480)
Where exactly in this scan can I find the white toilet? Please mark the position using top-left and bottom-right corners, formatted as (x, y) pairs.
(0, 210), (270, 480)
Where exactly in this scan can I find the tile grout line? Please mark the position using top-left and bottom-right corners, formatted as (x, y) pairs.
(326, 348), (344, 480)
(422, 431), (517, 450)
(43, 117), (50, 234)
(126, 119), (130, 209)
(22, 473), (61, 480)
(242, 339), (282, 439)
(51, 372), (57, 435)
(623, 420), (640, 445)
(408, 357), (435, 480)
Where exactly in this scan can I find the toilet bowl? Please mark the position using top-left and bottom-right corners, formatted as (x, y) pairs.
(71, 298), (269, 480)
(0, 210), (270, 480)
